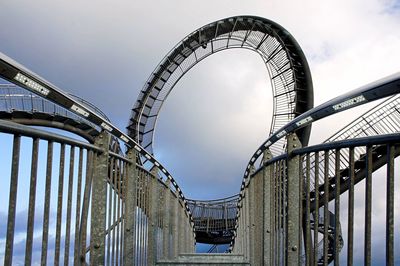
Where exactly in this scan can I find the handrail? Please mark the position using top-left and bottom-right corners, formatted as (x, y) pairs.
(0, 52), (193, 223)
(0, 119), (103, 152)
(240, 72), (400, 198)
(292, 133), (400, 156)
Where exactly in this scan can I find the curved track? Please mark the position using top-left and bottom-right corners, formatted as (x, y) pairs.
(128, 15), (314, 157)
(0, 52), (196, 237)
(231, 73), (400, 259)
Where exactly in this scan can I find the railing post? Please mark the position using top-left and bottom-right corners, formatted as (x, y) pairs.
(286, 133), (302, 265)
(248, 166), (256, 265)
(123, 149), (138, 264)
(178, 201), (186, 254)
(90, 130), (111, 265)
(147, 169), (159, 264)
(162, 180), (171, 259)
(171, 192), (179, 258)
(263, 149), (273, 265)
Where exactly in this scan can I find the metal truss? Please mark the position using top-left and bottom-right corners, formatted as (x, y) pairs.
(128, 15), (314, 158)
(186, 195), (239, 244)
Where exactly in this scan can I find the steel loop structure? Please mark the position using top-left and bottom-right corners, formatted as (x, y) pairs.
(128, 15), (314, 158)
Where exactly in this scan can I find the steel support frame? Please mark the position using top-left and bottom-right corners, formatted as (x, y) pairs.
(90, 130), (111, 265)
(123, 149), (138, 264)
(286, 133), (302, 265)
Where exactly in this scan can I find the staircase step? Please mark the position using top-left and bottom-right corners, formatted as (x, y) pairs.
(157, 253), (250, 265)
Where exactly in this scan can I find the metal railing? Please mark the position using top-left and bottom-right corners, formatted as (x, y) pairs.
(0, 119), (195, 265)
(231, 133), (399, 265)
(187, 195), (239, 244)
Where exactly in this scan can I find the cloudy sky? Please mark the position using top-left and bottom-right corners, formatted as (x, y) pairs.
(1, 0), (400, 260)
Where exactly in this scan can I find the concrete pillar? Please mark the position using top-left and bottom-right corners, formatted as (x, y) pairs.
(253, 169), (263, 265)
(123, 149), (138, 264)
(162, 181), (171, 259)
(147, 176), (158, 264)
(184, 212), (189, 253)
(244, 189), (250, 260)
(263, 149), (273, 265)
(177, 201), (185, 254)
(171, 193), (179, 258)
(90, 131), (110, 265)
(286, 133), (302, 265)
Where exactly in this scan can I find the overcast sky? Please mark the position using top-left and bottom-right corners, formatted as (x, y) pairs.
(1, 0), (400, 199)
(1, 0), (400, 261)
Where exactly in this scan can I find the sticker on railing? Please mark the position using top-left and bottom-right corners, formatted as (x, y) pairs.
(333, 95), (366, 110)
(14, 73), (50, 96)
(120, 134), (130, 143)
(296, 116), (313, 126)
(101, 122), (113, 132)
(71, 104), (90, 117)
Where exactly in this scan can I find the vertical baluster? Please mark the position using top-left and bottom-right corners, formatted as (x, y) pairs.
(116, 159), (122, 265)
(42, 141), (53, 265)
(334, 149), (341, 265)
(55, 144), (66, 265)
(323, 150), (329, 265)
(304, 153), (311, 266)
(4, 135), (21, 266)
(25, 138), (39, 265)
(347, 147), (355, 266)
(64, 146), (75, 266)
(277, 161), (281, 266)
(313, 152), (319, 266)
(74, 148), (84, 265)
(364, 147), (372, 265)
(107, 157), (115, 265)
(386, 145), (394, 265)
(112, 156), (117, 265)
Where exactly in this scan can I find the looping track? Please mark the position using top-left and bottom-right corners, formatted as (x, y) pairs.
(128, 15), (314, 158)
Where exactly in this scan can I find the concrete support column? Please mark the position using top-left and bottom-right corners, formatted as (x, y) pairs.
(171, 193), (179, 258)
(286, 133), (302, 265)
(239, 201), (244, 255)
(244, 189), (250, 260)
(249, 175), (255, 265)
(184, 213), (189, 253)
(253, 169), (263, 265)
(90, 131), (110, 265)
(235, 205), (241, 254)
(123, 149), (138, 264)
(177, 201), (185, 254)
(147, 176), (158, 264)
(162, 181), (171, 259)
(263, 150), (273, 265)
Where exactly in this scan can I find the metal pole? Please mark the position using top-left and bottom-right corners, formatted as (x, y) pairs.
(263, 149), (273, 265)
(90, 130), (110, 265)
(286, 133), (301, 265)
(171, 193), (179, 258)
(162, 180), (171, 259)
(147, 174), (159, 264)
(123, 149), (138, 264)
